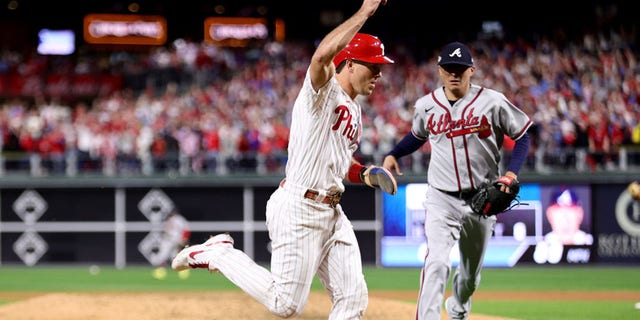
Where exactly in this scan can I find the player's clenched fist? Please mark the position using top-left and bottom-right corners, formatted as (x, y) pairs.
(361, 0), (388, 17)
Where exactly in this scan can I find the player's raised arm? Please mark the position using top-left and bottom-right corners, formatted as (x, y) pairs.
(308, 0), (387, 91)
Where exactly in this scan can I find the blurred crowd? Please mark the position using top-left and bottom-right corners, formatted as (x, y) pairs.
(0, 27), (639, 177)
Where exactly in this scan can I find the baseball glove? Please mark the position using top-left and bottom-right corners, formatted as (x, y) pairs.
(470, 176), (520, 217)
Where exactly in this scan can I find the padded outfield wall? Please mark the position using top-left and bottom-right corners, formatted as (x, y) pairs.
(0, 173), (638, 267)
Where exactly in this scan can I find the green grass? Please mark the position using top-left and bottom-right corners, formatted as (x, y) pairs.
(0, 265), (239, 292)
(1, 264), (639, 319)
(364, 265), (640, 291)
(474, 300), (639, 320)
(477, 265), (640, 291)
(364, 265), (640, 320)
(2, 265), (638, 291)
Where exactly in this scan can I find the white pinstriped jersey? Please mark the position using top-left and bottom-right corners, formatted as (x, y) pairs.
(163, 213), (190, 244)
(285, 69), (361, 193)
(411, 84), (532, 191)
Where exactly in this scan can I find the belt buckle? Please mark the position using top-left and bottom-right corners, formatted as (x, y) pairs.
(328, 193), (341, 207)
(460, 189), (477, 201)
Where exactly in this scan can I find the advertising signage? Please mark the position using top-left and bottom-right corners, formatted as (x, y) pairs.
(381, 183), (594, 267)
(595, 184), (640, 263)
(84, 14), (167, 45)
(204, 17), (284, 47)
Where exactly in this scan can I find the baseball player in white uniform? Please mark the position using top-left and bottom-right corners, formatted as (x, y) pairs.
(383, 42), (532, 320)
(158, 210), (191, 260)
(152, 210), (191, 279)
(171, 0), (397, 319)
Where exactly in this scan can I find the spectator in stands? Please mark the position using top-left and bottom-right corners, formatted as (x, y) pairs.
(0, 15), (639, 176)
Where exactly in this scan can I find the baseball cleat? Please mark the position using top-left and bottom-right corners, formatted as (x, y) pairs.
(445, 297), (468, 320)
(171, 233), (234, 271)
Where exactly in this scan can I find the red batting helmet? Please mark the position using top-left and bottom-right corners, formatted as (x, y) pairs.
(333, 33), (394, 68)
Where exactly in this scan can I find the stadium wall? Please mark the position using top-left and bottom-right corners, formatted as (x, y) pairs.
(0, 173), (638, 267)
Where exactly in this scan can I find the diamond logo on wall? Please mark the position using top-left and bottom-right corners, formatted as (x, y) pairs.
(138, 231), (165, 266)
(138, 189), (175, 223)
(13, 190), (48, 224)
(13, 231), (49, 266)
(138, 188), (176, 265)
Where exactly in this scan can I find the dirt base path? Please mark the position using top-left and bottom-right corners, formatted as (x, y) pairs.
(0, 291), (524, 320)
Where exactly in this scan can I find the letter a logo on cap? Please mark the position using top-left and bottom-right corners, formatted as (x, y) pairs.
(438, 42), (473, 67)
(449, 48), (463, 58)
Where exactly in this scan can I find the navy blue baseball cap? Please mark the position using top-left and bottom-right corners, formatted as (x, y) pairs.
(552, 188), (580, 206)
(438, 42), (474, 67)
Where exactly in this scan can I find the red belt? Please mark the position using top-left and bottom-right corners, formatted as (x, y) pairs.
(279, 179), (342, 208)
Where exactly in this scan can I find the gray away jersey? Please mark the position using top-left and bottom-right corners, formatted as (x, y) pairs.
(411, 84), (532, 191)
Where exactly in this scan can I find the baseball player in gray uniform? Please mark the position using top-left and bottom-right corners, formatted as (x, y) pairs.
(171, 0), (397, 319)
(383, 42), (532, 320)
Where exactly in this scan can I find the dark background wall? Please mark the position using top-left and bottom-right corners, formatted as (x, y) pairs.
(1, 173), (638, 266)
(0, 1), (635, 59)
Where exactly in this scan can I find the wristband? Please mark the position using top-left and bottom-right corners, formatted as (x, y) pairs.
(348, 163), (366, 183)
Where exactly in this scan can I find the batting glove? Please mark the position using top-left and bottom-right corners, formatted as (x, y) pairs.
(361, 166), (397, 195)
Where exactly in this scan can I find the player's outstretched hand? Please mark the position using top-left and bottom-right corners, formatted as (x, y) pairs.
(382, 155), (403, 176)
(362, 165), (397, 195)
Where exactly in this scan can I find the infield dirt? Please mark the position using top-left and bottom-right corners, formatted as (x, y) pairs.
(0, 290), (584, 320)
(1, 290), (636, 319)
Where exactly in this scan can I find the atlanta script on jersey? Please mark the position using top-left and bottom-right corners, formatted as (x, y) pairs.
(410, 84), (532, 191)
